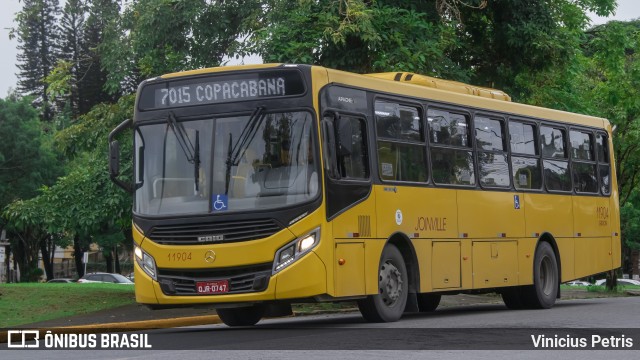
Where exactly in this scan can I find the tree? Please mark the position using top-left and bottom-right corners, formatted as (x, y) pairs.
(12, 0), (62, 123)
(252, 0), (468, 79)
(0, 95), (62, 281)
(79, 0), (119, 113)
(55, 0), (88, 117)
(453, 0), (615, 96)
(250, 0), (616, 97)
(0, 95), (60, 210)
(43, 95), (135, 277)
(101, 0), (262, 94)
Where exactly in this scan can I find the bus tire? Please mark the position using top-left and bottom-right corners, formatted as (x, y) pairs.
(522, 242), (559, 309)
(501, 287), (525, 310)
(216, 304), (265, 327)
(357, 244), (408, 322)
(417, 293), (441, 312)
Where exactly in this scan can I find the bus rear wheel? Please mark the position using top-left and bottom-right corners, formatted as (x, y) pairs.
(357, 244), (408, 322)
(521, 242), (559, 309)
(216, 304), (265, 327)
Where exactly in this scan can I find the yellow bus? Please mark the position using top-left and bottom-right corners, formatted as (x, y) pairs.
(109, 64), (621, 326)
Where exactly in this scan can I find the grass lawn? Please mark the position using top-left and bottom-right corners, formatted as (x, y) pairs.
(0, 283), (135, 327)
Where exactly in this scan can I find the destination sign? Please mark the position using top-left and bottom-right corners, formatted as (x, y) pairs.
(138, 69), (306, 110)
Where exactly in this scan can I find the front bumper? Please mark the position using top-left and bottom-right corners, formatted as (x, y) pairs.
(134, 247), (327, 305)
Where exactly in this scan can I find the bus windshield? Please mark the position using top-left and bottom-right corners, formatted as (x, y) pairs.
(134, 111), (319, 216)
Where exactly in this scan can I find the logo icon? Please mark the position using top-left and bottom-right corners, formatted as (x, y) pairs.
(212, 194), (228, 211)
(204, 250), (216, 263)
(395, 209), (403, 225)
(197, 234), (224, 242)
(7, 330), (40, 348)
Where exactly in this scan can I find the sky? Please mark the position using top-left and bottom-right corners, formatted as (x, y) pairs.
(1, 0), (640, 98)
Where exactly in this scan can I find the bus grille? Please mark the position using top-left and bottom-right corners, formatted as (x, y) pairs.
(148, 219), (282, 245)
(157, 263), (272, 296)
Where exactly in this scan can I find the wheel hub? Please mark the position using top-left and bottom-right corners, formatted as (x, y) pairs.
(379, 260), (403, 306)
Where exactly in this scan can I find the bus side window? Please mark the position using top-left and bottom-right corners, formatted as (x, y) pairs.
(509, 120), (542, 190)
(336, 116), (369, 180)
(428, 108), (474, 186)
(570, 130), (597, 193)
(596, 132), (611, 195)
(375, 101), (427, 182)
(541, 125), (571, 192)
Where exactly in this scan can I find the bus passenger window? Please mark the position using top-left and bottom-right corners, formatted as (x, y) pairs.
(596, 133), (611, 195)
(336, 116), (369, 180)
(509, 121), (541, 190)
(375, 101), (427, 182)
(428, 108), (474, 186)
(540, 126), (566, 159)
(475, 116), (509, 187)
(570, 130), (597, 193)
(431, 148), (475, 185)
(428, 109), (469, 147)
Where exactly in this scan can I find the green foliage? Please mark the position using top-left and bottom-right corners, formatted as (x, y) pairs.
(0, 96), (61, 209)
(253, 0), (468, 79)
(45, 60), (74, 99)
(101, 0), (261, 94)
(13, 0), (62, 122)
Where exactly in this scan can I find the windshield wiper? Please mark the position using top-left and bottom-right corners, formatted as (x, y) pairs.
(167, 111), (201, 191)
(224, 107), (265, 195)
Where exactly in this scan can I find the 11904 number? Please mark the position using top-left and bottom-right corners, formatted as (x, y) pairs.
(167, 252), (192, 262)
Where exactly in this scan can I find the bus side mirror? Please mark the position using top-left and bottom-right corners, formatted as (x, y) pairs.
(109, 140), (120, 177)
(321, 117), (339, 179)
(108, 118), (133, 193)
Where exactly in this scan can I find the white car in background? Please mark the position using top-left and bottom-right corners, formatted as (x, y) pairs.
(565, 280), (592, 286)
(595, 278), (640, 286)
(77, 272), (134, 284)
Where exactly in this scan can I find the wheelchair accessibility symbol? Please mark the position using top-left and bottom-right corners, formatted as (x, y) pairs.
(212, 194), (228, 211)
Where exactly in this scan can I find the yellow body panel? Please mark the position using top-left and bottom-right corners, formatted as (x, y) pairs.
(374, 185), (458, 240)
(334, 242), (366, 296)
(431, 242), (461, 289)
(458, 191), (525, 238)
(524, 193), (574, 238)
(516, 238), (536, 285)
(555, 237), (575, 282)
(574, 237), (613, 279)
(472, 241), (518, 288)
(275, 252), (327, 300)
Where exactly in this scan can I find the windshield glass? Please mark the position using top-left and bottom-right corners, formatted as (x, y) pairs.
(135, 111), (319, 216)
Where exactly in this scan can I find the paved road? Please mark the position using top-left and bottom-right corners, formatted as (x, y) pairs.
(3, 297), (639, 359)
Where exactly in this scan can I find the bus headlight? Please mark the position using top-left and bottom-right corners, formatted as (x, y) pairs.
(134, 245), (157, 280)
(273, 228), (320, 274)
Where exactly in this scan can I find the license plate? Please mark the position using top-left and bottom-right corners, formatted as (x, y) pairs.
(196, 280), (229, 294)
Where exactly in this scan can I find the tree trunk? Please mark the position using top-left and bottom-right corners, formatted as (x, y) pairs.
(73, 234), (85, 278)
(5, 245), (10, 283)
(105, 248), (114, 273)
(40, 238), (54, 280)
(114, 246), (121, 274)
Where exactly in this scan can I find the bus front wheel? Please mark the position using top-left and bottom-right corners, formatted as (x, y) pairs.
(216, 304), (265, 327)
(358, 244), (408, 322)
(522, 242), (559, 309)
